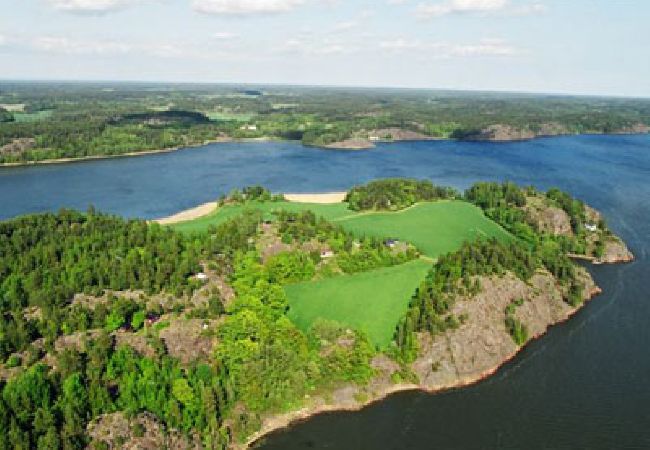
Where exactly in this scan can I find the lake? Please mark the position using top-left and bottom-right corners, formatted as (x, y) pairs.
(1, 134), (649, 449)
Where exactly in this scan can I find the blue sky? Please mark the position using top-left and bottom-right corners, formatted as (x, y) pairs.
(1, 0), (648, 97)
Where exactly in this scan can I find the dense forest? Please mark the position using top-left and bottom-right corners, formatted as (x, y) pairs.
(1, 82), (649, 163)
(345, 179), (459, 211)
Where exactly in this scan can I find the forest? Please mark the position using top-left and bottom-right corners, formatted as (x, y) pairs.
(345, 179), (459, 211)
(1, 81), (650, 163)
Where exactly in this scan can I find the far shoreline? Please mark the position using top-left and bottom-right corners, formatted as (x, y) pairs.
(2, 131), (648, 169)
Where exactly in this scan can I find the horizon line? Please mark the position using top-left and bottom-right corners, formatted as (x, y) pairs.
(1, 78), (648, 101)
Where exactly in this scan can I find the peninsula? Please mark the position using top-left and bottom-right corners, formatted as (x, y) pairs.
(0, 178), (633, 449)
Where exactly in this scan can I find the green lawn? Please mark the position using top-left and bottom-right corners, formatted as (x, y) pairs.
(171, 200), (511, 259)
(334, 201), (512, 259)
(285, 259), (431, 348)
(12, 110), (53, 122)
(205, 112), (255, 122)
(170, 200), (352, 234)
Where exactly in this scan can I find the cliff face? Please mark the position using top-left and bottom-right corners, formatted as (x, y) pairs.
(462, 122), (649, 142)
(412, 268), (598, 388)
(521, 196), (634, 264)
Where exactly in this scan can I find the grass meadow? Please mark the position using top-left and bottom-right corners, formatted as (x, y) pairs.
(285, 259), (431, 348)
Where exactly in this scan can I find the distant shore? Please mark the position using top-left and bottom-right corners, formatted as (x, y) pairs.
(1, 130), (648, 168)
(0, 137), (277, 168)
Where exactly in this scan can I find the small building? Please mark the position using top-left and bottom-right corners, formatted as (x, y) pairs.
(384, 239), (399, 248)
(196, 272), (208, 281)
(585, 223), (598, 232)
(321, 250), (335, 259)
(240, 124), (257, 131)
(145, 314), (160, 327)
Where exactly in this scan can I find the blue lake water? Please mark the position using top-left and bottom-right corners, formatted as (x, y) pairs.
(1, 134), (649, 449)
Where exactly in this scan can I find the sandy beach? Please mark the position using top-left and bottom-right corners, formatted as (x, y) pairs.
(154, 201), (219, 225)
(154, 192), (347, 225)
(283, 192), (347, 203)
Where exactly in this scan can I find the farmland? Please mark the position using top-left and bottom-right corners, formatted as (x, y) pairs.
(285, 259), (432, 348)
(171, 199), (511, 259)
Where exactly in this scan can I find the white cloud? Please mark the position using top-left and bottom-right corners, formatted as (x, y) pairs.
(415, 0), (544, 18)
(278, 37), (356, 56)
(0, 35), (6, 46)
(333, 20), (358, 31)
(192, 0), (306, 15)
(213, 31), (239, 40)
(33, 36), (133, 54)
(379, 37), (520, 57)
(31, 36), (195, 58)
(46, 0), (143, 14)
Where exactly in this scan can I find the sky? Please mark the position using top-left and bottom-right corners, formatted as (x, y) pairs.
(0, 0), (649, 97)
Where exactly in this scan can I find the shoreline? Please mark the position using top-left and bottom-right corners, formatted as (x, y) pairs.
(0, 137), (278, 168)
(154, 201), (220, 225)
(2, 131), (648, 168)
(243, 283), (607, 449)
(154, 192), (348, 225)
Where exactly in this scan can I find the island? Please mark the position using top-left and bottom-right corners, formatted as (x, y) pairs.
(1, 82), (649, 165)
(0, 179), (633, 449)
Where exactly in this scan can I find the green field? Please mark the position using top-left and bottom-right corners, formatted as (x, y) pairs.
(170, 200), (352, 234)
(206, 111), (255, 122)
(171, 199), (511, 259)
(285, 259), (431, 348)
(12, 110), (53, 122)
(335, 201), (512, 258)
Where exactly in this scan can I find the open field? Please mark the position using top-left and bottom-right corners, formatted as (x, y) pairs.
(169, 200), (352, 233)
(336, 201), (512, 258)
(12, 110), (53, 122)
(170, 199), (511, 259)
(285, 259), (432, 348)
(206, 111), (255, 121)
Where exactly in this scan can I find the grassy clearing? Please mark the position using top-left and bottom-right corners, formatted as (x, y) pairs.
(206, 112), (255, 122)
(335, 201), (512, 259)
(12, 110), (53, 122)
(172, 199), (511, 259)
(170, 200), (351, 234)
(285, 259), (431, 348)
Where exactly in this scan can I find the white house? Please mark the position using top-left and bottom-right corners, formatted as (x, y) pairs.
(196, 272), (208, 281)
(585, 223), (598, 232)
(320, 250), (334, 259)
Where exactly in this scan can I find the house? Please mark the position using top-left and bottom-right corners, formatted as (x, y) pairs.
(145, 314), (160, 327)
(240, 124), (257, 131)
(196, 272), (208, 281)
(384, 239), (399, 248)
(320, 250), (335, 259)
(585, 223), (598, 232)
